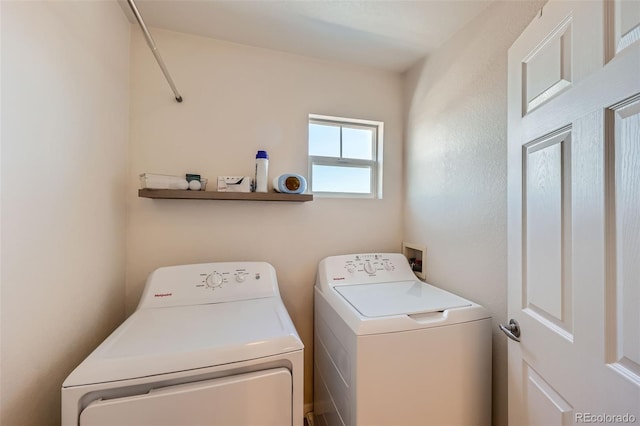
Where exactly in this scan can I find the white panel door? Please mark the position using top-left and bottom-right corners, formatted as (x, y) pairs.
(79, 368), (292, 426)
(507, 0), (640, 424)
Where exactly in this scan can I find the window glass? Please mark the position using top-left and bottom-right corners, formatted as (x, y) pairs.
(342, 127), (373, 160)
(308, 114), (382, 198)
(311, 165), (371, 194)
(308, 123), (340, 158)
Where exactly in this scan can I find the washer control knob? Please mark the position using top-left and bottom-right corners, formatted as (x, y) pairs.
(383, 261), (392, 271)
(364, 261), (375, 274)
(346, 265), (356, 274)
(236, 273), (246, 283)
(206, 273), (223, 287)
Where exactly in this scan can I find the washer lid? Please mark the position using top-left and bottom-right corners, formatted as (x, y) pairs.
(335, 281), (471, 317)
(63, 298), (303, 387)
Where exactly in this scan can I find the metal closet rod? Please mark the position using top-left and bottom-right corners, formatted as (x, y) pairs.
(127, 0), (183, 103)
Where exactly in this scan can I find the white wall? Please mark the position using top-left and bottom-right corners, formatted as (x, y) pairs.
(127, 28), (404, 407)
(0, 2), (130, 424)
(403, 1), (545, 425)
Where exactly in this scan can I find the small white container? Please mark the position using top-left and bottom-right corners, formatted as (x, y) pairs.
(139, 173), (188, 190)
(255, 150), (269, 192)
(217, 176), (252, 192)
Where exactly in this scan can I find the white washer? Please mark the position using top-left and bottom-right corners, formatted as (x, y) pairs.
(314, 253), (492, 426)
(62, 262), (303, 426)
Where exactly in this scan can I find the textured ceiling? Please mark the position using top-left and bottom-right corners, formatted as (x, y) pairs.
(123, 0), (493, 73)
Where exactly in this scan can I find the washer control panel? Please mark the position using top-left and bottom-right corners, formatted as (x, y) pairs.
(319, 253), (418, 286)
(344, 254), (397, 275)
(138, 262), (278, 309)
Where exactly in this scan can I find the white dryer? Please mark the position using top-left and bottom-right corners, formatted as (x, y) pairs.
(314, 253), (491, 426)
(62, 261), (303, 426)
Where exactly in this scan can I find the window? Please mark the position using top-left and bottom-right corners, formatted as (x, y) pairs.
(308, 114), (383, 198)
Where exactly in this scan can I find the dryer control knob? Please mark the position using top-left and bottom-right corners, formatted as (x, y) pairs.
(364, 261), (375, 274)
(206, 273), (223, 287)
(236, 273), (246, 283)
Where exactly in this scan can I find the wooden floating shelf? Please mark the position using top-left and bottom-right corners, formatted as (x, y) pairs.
(138, 189), (313, 202)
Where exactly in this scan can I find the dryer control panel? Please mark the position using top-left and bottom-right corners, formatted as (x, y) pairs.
(318, 253), (418, 287)
(137, 262), (279, 309)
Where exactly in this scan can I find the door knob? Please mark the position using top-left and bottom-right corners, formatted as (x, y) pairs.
(499, 319), (521, 342)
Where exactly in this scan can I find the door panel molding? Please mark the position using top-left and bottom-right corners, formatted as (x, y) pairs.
(605, 95), (640, 386)
(522, 16), (573, 114)
(606, 0), (640, 61)
(522, 128), (573, 337)
(524, 363), (573, 426)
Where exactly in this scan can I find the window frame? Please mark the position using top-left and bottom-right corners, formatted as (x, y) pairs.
(308, 114), (383, 199)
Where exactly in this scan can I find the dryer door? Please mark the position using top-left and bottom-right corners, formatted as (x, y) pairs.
(79, 368), (292, 426)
